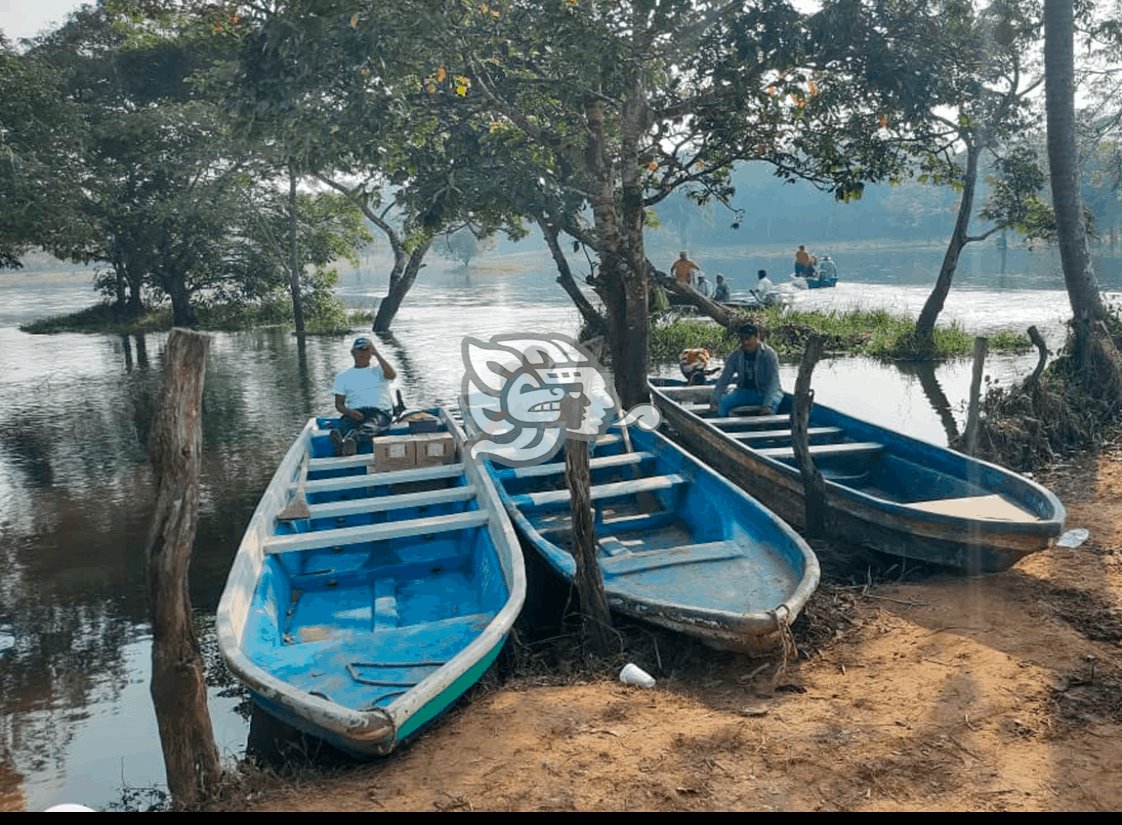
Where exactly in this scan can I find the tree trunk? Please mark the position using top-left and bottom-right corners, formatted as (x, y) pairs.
(144, 328), (222, 808)
(162, 273), (197, 328)
(373, 238), (434, 332)
(288, 166), (305, 336)
(1044, 0), (1106, 368)
(915, 141), (980, 341)
(791, 336), (828, 536)
(963, 337), (988, 456)
(564, 439), (614, 654)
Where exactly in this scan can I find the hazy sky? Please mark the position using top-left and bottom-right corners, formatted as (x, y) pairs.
(0, 0), (84, 43)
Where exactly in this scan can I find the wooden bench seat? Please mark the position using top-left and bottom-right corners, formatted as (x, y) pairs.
(301, 485), (477, 521)
(708, 414), (791, 428)
(509, 473), (686, 509)
(264, 510), (489, 554)
(754, 442), (884, 460)
(298, 463), (464, 494)
(729, 426), (843, 442)
(495, 451), (653, 480)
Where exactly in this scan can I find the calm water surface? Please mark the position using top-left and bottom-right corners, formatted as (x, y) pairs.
(0, 241), (1115, 811)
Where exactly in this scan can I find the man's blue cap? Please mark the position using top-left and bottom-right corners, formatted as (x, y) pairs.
(351, 337), (373, 350)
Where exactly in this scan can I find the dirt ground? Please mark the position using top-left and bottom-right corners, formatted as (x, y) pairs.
(206, 439), (1122, 813)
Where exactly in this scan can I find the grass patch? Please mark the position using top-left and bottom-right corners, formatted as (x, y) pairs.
(650, 307), (1032, 363)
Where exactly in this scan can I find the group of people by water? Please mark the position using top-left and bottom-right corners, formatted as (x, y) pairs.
(670, 250), (779, 304)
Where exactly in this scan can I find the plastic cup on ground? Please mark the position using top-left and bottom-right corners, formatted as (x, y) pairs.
(619, 663), (656, 688)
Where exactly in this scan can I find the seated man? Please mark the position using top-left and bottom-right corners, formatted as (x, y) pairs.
(331, 336), (398, 456)
(710, 322), (783, 417)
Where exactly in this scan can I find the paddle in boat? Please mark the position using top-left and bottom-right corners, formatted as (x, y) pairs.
(215, 406), (526, 758)
(648, 379), (1066, 574)
(480, 422), (821, 653)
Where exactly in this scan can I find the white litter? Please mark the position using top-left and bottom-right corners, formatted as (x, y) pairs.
(1056, 528), (1089, 548)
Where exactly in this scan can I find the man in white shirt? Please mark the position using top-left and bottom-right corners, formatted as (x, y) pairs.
(331, 336), (398, 456)
(752, 269), (777, 305)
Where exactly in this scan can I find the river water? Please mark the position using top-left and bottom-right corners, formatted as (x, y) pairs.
(1, 240), (1118, 811)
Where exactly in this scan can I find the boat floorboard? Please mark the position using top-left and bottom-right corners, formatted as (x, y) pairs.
(906, 493), (1040, 521)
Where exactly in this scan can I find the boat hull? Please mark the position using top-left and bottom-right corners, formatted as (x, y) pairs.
(649, 380), (1065, 574)
(216, 409), (526, 758)
(484, 425), (820, 653)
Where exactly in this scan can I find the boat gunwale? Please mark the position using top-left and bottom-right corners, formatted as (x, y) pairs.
(214, 407), (526, 753)
(647, 380), (1066, 539)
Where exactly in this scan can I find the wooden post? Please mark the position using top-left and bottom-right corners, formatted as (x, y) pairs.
(144, 328), (222, 808)
(564, 438), (614, 655)
(791, 335), (828, 536)
(963, 336), (988, 455)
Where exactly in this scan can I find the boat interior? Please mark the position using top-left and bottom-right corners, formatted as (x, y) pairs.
(490, 426), (808, 612)
(655, 383), (1048, 522)
(240, 416), (509, 712)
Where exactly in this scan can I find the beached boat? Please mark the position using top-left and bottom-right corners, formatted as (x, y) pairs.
(215, 408), (525, 758)
(648, 379), (1066, 573)
(481, 423), (820, 653)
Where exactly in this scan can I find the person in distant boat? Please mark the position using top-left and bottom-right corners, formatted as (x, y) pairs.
(695, 273), (712, 298)
(670, 250), (701, 286)
(710, 322), (783, 417)
(712, 274), (731, 303)
(331, 336), (398, 456)
(752, 268), (777, 303)
(817, 256), (837, 281)
(794, 244), (812, 277)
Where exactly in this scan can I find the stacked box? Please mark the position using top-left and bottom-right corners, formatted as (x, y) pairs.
(412, 432), (456, 467)
(372, 435), (417, 472)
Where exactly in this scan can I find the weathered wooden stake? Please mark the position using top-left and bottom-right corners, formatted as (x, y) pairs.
(964, 336), (988, 455)
(565, 438), (614, 655)
(792, 335), (828, 537)
(144, 328), (222, 808)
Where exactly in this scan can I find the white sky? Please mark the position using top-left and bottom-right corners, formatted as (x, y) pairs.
(0, 0), (85, 43)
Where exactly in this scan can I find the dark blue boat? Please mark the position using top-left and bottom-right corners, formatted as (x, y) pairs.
(482, 423), (820, 653)
(216, 408), (525, 757)
(649, 379), (1066, 573)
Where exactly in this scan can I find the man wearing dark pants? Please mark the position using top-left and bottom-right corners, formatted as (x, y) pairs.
(332, 336), (398, 456)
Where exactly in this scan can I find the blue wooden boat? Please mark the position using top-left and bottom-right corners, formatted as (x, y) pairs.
(805, 275), (838, 289)
(481, 423), (820, 653)
(648, 379), (1066, 573)
(215, 408), (525, 758)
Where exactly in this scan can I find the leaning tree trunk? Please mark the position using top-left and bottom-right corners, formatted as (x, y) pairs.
(915, 141), (981, 342)
(373, 238), (434, 332)
(145, 328), (222, 808)
(288, 165), (305, 336)
(538, 215), (607, 338)
(1044, 0), (1107, 369)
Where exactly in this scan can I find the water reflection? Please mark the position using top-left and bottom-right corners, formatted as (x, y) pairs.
(0, 246), (1106, 811)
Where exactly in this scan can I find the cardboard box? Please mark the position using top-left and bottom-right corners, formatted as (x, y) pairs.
(372, 435), (417, 473)
(412, 432), (456, 467)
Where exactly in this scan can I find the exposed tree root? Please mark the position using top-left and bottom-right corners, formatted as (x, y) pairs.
(953, 325), (1122, 471)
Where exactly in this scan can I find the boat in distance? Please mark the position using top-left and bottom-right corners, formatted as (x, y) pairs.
(215, 407), (525, 758)
(481, 422), (821, 653)
(648, 379), (1066, 574)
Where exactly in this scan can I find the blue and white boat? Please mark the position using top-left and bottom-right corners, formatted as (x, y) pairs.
(482, 423), (820, 653)
(216, 408), (525, 757)
(649, 379), (1066, 573)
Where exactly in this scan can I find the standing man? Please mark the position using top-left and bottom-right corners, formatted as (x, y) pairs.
(710, 322), (783, 417)
(670, 250), (701, 286)
(332, 336), (398, 456)
(794, 244), (812, 277)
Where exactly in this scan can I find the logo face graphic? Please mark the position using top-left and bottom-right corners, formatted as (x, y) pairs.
(460, 333), (661, 468)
